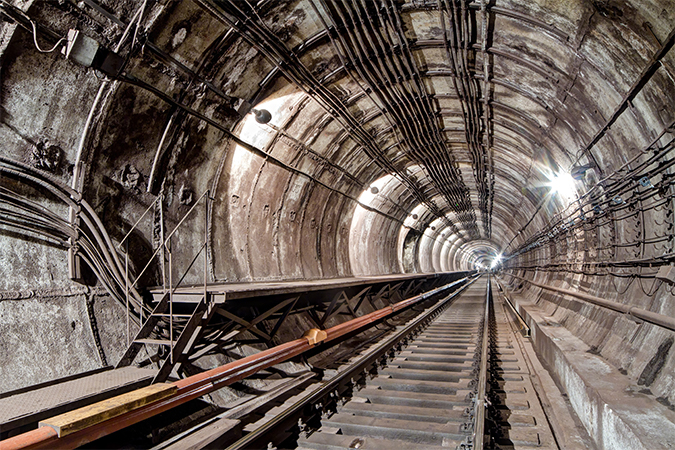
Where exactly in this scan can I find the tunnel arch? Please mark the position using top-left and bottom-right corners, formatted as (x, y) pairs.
(1, 1), (675, 443)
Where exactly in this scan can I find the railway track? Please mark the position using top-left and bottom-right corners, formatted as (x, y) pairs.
(296, 277), (488, 449)
(217, 275), (559, 449)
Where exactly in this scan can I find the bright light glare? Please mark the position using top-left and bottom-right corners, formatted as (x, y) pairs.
(490, 253), (502, 269)
(549, 172), (577, 200)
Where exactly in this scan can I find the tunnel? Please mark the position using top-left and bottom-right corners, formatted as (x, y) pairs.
(0, 0), (674, 448)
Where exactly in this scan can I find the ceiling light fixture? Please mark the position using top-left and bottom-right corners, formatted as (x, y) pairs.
(548, 171), (577, 201)
(251, 108), (272, 124)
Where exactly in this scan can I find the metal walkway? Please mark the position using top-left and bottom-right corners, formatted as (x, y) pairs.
(0, 366), (156, 438)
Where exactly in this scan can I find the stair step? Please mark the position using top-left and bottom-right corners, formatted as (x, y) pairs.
(151, 314), (195, 318)
(154, 293), (205, 303)
(135, 338), (178, 346)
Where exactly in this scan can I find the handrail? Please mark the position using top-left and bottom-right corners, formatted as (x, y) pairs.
(506, 273), (675, 332)
(0, 156), (212, 350)
(117, 196), (161, 249)
(130, 190), (210, 288)
(131, 189), (211, 360)
(115, 188), (211, 355)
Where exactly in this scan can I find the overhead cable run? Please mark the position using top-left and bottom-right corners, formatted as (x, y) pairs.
(439, 0), (494, 238)
(0, 4), (454, 321)
(6, 3), (451, 232)
(310, 0), (479, 238)
(508, 125), (675, 270)
(480, 0), (496, 238)
(304, 0), (470, 241)
(196, 0), (469, 240)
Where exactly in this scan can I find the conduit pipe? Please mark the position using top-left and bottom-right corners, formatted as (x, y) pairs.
(0, 276), (472, 450)
(507, 273), (675, 332)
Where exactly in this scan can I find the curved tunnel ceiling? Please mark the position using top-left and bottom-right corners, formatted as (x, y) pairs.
(1, 0), (674, 283)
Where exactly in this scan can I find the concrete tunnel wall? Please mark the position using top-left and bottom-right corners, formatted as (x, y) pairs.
(0, 0), (675, 446)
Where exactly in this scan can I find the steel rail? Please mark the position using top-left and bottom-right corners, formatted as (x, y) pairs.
(224, 275), (480, 449)
(473, 274), (491, 448)
(494, 278), (530, 337)
(506, 273), (675, 332)
(0, 276), (473, 450)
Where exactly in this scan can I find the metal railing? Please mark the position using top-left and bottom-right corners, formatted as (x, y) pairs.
(0, 156), (212, 362)
(117, 190), (211, 359)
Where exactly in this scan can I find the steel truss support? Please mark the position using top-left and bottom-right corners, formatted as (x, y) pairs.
(144, 273), (470, 379)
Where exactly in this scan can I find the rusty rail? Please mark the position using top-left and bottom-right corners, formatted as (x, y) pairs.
(472, 274), (491, 448)
(506, 273), (675, 332)
(0, 276), (472, 450)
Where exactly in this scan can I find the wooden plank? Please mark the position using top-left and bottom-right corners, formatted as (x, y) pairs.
(39, 383), (176, 437)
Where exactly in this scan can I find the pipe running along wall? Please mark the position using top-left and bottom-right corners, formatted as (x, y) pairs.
(506, 273), (675, 332)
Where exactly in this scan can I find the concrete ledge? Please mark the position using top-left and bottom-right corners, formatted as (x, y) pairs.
(510, 295), (675, 449)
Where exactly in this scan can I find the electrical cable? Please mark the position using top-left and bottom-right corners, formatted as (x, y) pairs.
(638, 276), (663, 296)
(509, 133), (675, 259)
(29, 19), (65, 53)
